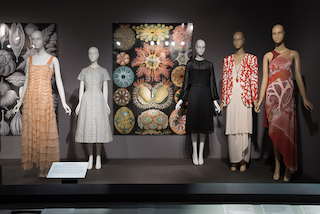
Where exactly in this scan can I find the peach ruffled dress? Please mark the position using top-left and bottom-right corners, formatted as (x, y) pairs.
(21, 56), (60, 171)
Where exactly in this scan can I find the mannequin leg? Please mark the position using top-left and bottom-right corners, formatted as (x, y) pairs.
(198, 133), (206, 165)
(231, 163), (237, 171)
(191, 133), (199, 165)
(95, 143), (102, 170)
(273, 143), (281, 180)
(87, 144), (93, 170)
(228, 134), (238, 171)
(283, 167), (291, 182)
(240, 134), (250, 172)
(240, 159), (246, 172)
(38, 169), (45, 177)
(38, 165), (51, 178)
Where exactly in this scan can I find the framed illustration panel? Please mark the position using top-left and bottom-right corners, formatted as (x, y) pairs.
(112, 23), (193, 135)
(0, 23), (58, 136)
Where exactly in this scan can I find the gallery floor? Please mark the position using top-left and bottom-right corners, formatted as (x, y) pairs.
(0, 158), (318, 185)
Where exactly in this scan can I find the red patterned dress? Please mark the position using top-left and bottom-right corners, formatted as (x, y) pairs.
(264, 50), (297, 173)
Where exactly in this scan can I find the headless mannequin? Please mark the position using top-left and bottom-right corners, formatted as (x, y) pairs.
(220, 31), (251, 172)
(176, 39), (221, 165)
(254, 24), (314, 181)
(13, 30), (71, 177)
(75, 47), (111, 170)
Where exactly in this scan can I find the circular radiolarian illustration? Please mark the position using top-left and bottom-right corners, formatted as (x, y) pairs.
(171, 65), (186, 88)
(116, 52), (130, 66)
(169, 109), (186, 135)
(113, 88), (131, 106)
(114, 24), (135, 51)
(113, 66), (134, 88)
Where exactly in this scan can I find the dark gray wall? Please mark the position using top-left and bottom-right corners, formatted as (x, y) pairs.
(1, 0), (319, 180)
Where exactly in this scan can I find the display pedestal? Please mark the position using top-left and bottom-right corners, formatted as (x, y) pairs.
(46, 162), (88, 184)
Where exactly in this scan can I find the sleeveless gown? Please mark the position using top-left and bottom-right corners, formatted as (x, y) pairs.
(21, 56), (60, 171)
(264, 50), (297, 173)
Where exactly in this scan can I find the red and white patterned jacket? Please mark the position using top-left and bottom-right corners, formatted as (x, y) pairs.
(222, 54), (258, 108)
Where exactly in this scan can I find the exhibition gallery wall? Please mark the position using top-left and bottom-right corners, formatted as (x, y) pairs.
(0, 0), (319, 180)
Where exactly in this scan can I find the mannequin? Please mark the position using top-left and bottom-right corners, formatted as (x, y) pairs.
(176, 39), (220, 165)
(13, 30), (71, 177)
(75, 47), (113, 170)
(220, 32), (258, 172)
(254, 24), (313, 181)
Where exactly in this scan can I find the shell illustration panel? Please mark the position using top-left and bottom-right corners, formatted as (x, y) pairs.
(0, 23), (58, 136)
(113, 23), (193, 135)
(114, 107), (135, 134)
(136, 109), (169, 135)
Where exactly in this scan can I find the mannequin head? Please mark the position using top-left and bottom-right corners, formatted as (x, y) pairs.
(195, 39), (206, 57)
(272, 24), (285, 45)
(233, 31), (245, 50)
(88, 46), (99, 63)
(31, 30), (44, 49)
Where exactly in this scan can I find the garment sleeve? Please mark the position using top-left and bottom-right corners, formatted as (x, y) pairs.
(250, 55), (259, 103)
(221, 57), (228, 105)
(179, 60), (191, 101)
(210, 62), (219, 101)
(77, 68), (85, 81)
(103, 68), (111, 81)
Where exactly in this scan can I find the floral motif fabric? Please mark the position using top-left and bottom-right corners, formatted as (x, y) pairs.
(222, 54), (258, 107)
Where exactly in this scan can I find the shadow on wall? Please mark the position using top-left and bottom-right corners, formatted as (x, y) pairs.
(216, 79), (228, 160)
(66, 89), (79, 160)
(295, 78), (318, 174)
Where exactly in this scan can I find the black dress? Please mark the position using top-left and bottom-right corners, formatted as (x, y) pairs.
(179, 59), (219, 134)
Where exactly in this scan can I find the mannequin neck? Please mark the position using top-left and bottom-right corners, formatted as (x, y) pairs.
(36, 47), (47, 56)
(274, 42), (288, 53)
(195, 55), (204, 61)
(90, 61), (99, 68)
(234, 47), (246, 58)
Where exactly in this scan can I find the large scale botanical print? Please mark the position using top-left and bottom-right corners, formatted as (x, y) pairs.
(0, 23), (58, 136)
(113, 23), (193, 135)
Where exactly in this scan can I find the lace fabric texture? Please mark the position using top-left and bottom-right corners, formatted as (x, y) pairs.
(21, 56), (59, 171)
(75, 66), (113, 143)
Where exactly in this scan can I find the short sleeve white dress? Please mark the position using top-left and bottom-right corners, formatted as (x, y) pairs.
(75, 66), (113, 143)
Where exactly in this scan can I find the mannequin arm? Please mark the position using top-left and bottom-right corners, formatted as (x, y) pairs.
(254, 52), (271, 113)
(175, 99), (183, 110)
(75, 81), (84, 115)
(52, 57), (71, 115)
(13, 58), (29, 113)
(221, 57), (228, 110)
(251, 56), (259, 103)
(103, 81), (111, 115)
(213, 100), (221, 113)
(292, 51), (314, 112)
(220, 102), (224, 111)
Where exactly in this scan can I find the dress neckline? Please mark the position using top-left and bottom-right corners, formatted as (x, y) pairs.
(30, 55), (54, 66)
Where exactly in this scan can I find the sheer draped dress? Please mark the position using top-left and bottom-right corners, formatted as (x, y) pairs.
(179, 59), (219, 134)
